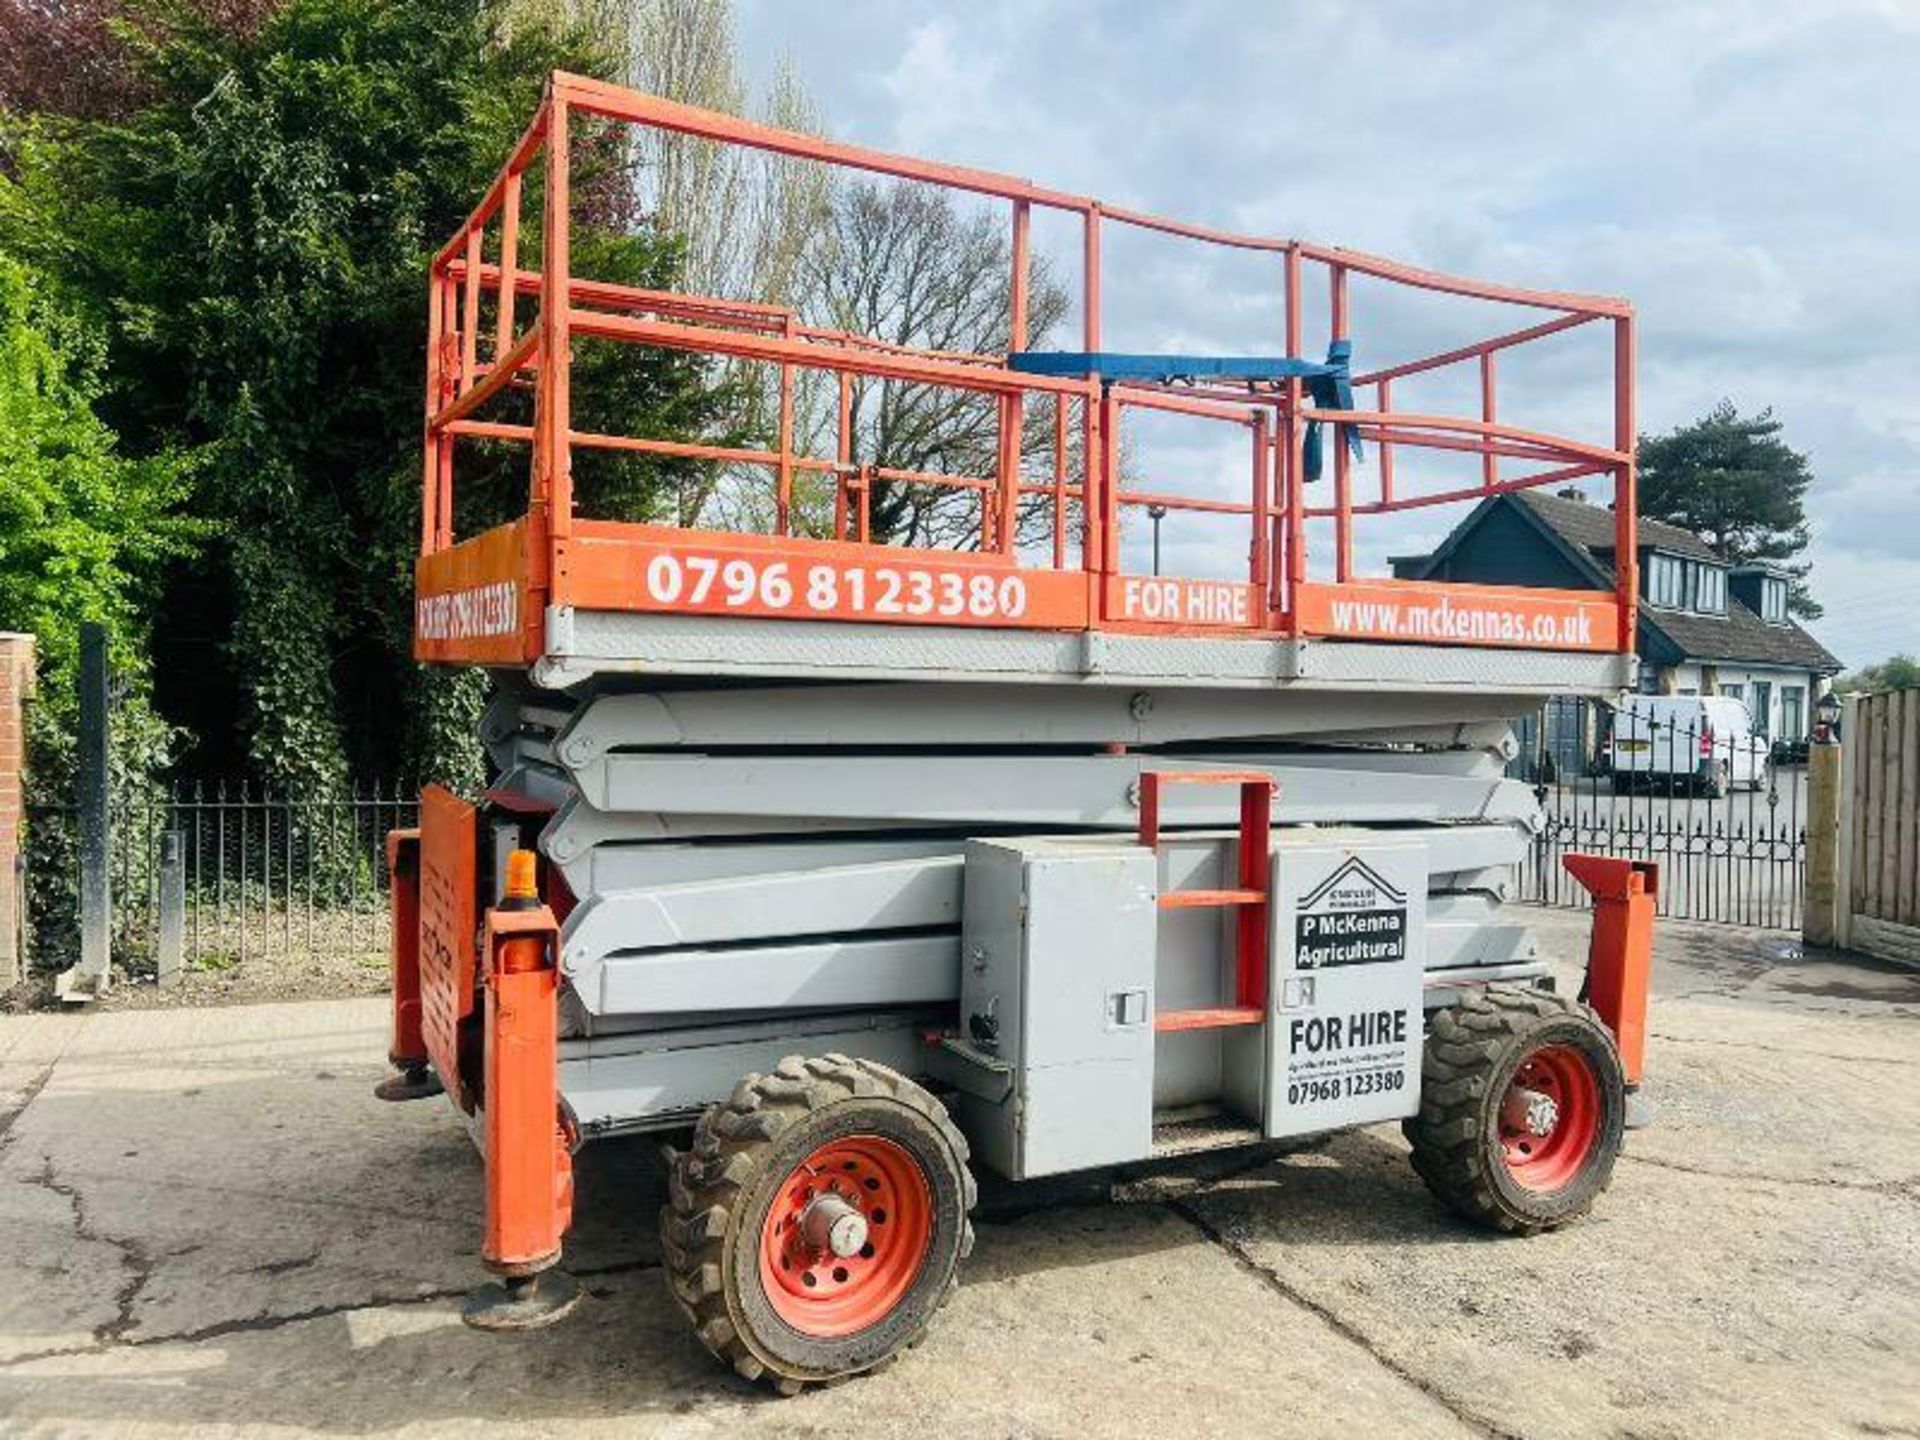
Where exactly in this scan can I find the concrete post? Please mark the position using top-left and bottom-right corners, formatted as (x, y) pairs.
(156, 831), (184, 988)
(0, 633), (34, 986)
(1804, 731), (1843, 949)
(57, 624), (111, 1001)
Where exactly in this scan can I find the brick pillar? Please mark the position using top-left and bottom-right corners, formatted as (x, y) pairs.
(0, 633), (34, 984)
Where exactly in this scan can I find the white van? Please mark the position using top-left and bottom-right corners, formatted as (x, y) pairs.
(1607, 695), (1769, 796)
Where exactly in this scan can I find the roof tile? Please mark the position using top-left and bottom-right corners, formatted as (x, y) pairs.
(1517, 490), (1719, 561)
(1642, 600), (1842, 673)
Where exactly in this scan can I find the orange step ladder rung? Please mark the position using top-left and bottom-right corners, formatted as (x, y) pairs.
(1137, 770), (1276, 1034)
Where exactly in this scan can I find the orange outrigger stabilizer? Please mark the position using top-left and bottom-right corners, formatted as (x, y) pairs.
(466, 851), (579, 1325)
(381, 829), (428, 1094)
(1562, 853), (1658, 1086)
(384, 815), (580, 1327)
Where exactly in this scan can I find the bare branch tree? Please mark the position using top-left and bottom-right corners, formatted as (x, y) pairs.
(612, 2), (1090, 552)
(623, 0), (834, 521)
(796, 179), (1072, 549)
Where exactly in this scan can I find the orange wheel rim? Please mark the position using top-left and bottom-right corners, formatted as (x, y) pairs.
(1498, 1043), (1601, 1192)
(758, 1134), (934, 1338)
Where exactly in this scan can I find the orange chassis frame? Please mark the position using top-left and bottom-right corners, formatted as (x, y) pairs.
(413, 72), (1639, 672)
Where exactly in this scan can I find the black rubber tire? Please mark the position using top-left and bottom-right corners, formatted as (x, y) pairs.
(1608, 770), (1632, 795)
(660, 1053), (975, 1394)
(1403, 986), (1626, 1235)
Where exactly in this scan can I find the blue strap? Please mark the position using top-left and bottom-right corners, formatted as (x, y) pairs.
(1303, 339), (1363, 483)
(1007, 340), (1362, 481)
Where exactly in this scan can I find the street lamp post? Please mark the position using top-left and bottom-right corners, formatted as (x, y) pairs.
(1148, 504), (1168, 576)
(1813, 690), (1842, 745)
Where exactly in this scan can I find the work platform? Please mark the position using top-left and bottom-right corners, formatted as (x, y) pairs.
(412, 72), (1640, 687)
(531, 609), (1635, 693)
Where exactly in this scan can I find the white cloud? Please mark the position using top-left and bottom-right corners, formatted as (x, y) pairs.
(736, 0), (1920, 666)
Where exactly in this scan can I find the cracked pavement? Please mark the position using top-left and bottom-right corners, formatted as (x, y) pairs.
(0, 905), (1916, 1438)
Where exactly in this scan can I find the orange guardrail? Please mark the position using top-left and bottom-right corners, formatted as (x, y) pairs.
(414, 72), (1638, 667)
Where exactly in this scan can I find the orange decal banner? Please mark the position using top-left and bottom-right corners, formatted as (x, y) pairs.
(560, 533), (1089, 631)
(1294, 580), (1619, 652)
(1103, 574), (1263, 628)
(414, 522), (540, 665)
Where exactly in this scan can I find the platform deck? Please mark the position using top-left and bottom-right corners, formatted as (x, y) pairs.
(531, 608), (1637, 695)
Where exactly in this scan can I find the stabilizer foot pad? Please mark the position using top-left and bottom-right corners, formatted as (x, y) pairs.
(461, 1271), (583, 1332)
(374, 1069), (444, 1103)
(1623, 1089), (1657, 1132)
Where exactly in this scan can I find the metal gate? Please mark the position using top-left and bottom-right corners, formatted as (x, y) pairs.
(1511, 697), (1806, 930)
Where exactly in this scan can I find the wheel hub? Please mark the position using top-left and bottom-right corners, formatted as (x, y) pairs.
(1503, 1085), (1560, 1137)
(800, 1191), (870, 1258)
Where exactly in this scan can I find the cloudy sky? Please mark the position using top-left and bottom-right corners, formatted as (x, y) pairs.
(734, 0), (1917, 667)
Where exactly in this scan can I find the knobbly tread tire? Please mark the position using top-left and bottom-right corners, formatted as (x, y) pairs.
(661, 1053), (975, 1394)
(1403, 985), (1626, 1236)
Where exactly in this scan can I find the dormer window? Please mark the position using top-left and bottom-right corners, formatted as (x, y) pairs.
(1645, 552), (1727, 615)
(1730, 566), (1792, 625)
(1759, 575), (1788, 624)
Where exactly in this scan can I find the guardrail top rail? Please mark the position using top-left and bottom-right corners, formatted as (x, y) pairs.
(414, 71), (1637, 670)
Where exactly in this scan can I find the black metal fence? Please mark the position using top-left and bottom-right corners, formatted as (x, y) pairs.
(25, 781), (419, 976)
(1508, 697), (1806, 931)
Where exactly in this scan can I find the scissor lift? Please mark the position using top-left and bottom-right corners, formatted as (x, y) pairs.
(380, 72), (1656, 1391)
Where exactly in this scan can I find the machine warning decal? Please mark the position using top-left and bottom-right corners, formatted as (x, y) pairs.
(1294, 856), (1408, 969)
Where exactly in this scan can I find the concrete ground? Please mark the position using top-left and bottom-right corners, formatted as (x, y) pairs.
(0, 905), (1915, 1438)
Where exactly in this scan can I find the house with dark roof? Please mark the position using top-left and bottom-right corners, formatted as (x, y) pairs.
(1392, 489), (1842, 741)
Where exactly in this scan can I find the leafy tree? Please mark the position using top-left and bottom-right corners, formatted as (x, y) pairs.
(1838, 654), (1920, 694)
(3, 0), (736, 797)
(0, 248), (197, 693)
(1637, 401), (1822, 619)
(0, 247), (200, 957)
(0, 0), (279, 123)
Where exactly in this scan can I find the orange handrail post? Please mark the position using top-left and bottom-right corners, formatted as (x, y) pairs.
(495, 169), (521, 363)
(1249, 411), (1271, 597)
(1479, 350), (1498, 489)
(776, 345), (795, 536)
(460, 224), (483, 397)
(1081, 203), (1104, 606)
(998, 199), (1031, 555)
(1051, 393), (1068, 570)
(1330, 263), (1353, 583)
(1097, 389), (1121, 578)
(1613, 314), (1639, 651)
(422, 271), (446, 556)
(835, 372), (853, 541)
(539, 89), (574, 580)
(1282, 243), (1306, 626)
